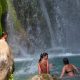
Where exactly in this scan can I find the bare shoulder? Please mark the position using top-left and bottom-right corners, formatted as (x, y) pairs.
(70, 64), (75, 67)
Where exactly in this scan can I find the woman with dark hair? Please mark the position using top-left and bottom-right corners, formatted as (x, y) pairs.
(38, 52), (49, 74)
(60, 58), (78, 78)
(32, 53), (53, 80)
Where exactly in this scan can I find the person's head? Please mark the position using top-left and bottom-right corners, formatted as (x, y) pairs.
(42, 52), (48, 60)
(63, 58), (69, 65)
(39, 52), (48, 62)
(1, 32), (8, 40)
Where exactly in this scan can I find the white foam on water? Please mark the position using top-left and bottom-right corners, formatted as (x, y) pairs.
(49, 53), (80, 58)
(14, 70), (27, 76)
(14, 58), (33, 62)
(14, 54), (34, 62)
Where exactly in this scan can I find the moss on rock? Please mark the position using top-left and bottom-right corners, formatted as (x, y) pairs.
(7, 0), (27, 35)
(0, 0), (8, 14)
(0, 2), (2, 35)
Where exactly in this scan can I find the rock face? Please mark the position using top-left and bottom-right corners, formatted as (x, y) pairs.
(32, 74), (54, 80)
(0, 39), (13, 80)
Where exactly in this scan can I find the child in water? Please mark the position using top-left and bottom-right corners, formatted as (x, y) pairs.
(38, 53), (49, 74)
(60, 58), (78, 78)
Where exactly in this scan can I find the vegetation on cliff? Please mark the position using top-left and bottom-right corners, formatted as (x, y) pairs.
(0, 0), (8, 35)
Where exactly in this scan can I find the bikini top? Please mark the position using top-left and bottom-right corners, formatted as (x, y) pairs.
(65, 64), (75, 74)
(65, 70), (74, 74)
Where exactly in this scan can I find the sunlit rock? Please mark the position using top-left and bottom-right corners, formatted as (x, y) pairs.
(0, 39), (13, 80)
(32, 74), (55, 80)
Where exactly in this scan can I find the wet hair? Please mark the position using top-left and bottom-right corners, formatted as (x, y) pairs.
(42, 52), (48, 57)
(39, 52), (48, 62)
(63, 58), (69, 65)
(39, 53), (43, 62)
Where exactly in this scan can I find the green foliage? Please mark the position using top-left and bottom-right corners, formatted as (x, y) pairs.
(9, 74), (14, 80)
(0, 0), (23, 32)
(7, 0), (25, 32)
(0, 2), (2, 35)
(0, 0), (8, 14)
(0, 0), (8, 35)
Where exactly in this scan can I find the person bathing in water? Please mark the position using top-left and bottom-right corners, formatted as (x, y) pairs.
(38, 52), (50, 74)
(32, 53), (53, 80)
(60, 58), (78, 78)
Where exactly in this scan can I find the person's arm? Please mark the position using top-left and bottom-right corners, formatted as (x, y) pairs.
(72, 64), (79, 73)
(47, 61), (49, 74)
(38, 63), (41, 74)
(60, 67), (65, 78)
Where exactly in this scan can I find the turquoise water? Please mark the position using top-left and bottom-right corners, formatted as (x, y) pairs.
(14, 55), (80, 80)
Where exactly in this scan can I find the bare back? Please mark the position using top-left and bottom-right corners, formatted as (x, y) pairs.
(65, 64), (74, 72)
(38, 59), (49, 74)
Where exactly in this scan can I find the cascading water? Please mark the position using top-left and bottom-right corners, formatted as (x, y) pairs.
(5, 0), (80, 79)
(39, 0), (55, 47)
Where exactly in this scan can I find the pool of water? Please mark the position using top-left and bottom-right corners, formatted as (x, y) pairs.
(14, 55), (80, 80)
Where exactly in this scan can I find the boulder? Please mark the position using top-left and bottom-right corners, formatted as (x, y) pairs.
(32, 74), (54, 80)
(0, 40), (13, 80)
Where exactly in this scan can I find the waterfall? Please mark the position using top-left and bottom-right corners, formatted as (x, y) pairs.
(76, 0), (80, 7)
(6, 0), (34, 57)
(6, 13), (27, 57)
(54, 3), (66, 48)
(6, 0), (80, 56)
(4, 0), (80, 79)
(39, 0), (55, 47)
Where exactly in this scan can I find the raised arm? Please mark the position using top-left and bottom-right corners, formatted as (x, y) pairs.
(72, 64), (79, 73)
